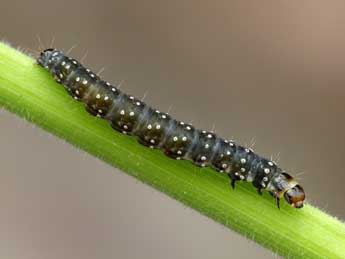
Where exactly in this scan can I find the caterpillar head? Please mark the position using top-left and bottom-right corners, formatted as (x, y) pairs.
(37, 48), (59, 68)
(284, 184), (305, 208)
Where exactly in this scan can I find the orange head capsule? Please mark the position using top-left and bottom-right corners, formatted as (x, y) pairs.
(284, 185), (305, 208)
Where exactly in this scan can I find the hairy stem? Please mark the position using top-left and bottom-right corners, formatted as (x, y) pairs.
(0, 42), (344, 258)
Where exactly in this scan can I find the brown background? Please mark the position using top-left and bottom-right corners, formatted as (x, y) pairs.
(1, 1), (345, 258)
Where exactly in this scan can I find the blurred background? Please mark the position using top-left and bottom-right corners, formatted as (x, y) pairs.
(1, 0), (345, 258)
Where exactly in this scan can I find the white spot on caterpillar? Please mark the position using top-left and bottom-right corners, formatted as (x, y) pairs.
(240, 158), (246, 164)
(156, 124), (161, 129)
(201, 156), (207, 161)
(129, 111), (135, 116)
(120, 110), (125, 115)
(104, 96), (109, 101)
(76, 77), (80, 82)
(182, 136), (187, 141)
(82, 79), (88, 85)
(246, 174), (254, 182)
(147, 124), (152, 130)
(96, 94), (101, 99)
(173, 136), (178, 141)
(264, 168), (270, 174)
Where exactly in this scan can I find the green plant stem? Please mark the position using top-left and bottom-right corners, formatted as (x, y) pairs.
(0, 42), (344, 258)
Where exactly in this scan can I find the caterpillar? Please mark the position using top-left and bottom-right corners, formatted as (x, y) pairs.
(37, 48), (305, 209)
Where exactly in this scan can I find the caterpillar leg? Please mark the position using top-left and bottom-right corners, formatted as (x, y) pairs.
(228, 174), (237, 189)
(231, 179), (236, 189)
(275, 197), (280, 209)
(228, 170), (245, 190)
(269, 191), (281, 209)
(257, 188), (263, 195)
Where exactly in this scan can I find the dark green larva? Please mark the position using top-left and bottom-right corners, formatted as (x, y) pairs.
(37, 48), (305, 209)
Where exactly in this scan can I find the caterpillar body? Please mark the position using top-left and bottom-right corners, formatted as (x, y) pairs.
(37, 48), (305, 209)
